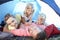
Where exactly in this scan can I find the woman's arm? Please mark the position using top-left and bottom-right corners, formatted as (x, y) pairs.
(3, 24), (10, 32)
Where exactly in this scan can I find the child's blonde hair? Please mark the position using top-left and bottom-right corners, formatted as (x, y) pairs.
(38, 13), (46, 20)
(26, 3), (34, 10)
(24, 3), (34, 14)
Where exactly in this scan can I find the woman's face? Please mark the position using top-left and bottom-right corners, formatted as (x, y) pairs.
(26, 5), (33, 16)
(6, 17), (18, 28)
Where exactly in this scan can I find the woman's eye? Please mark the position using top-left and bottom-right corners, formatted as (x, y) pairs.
(12, 20), (14, 22)
(8, 23), (11, 25)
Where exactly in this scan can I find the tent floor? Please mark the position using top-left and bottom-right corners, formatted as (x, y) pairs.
(0, 35), (60, 40)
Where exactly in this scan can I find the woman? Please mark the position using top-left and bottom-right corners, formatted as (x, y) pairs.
(3, 13), (34, 40)
(3, 13), (31, 36)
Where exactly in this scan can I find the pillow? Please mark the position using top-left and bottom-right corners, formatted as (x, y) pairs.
(44, 24), (54, 38)
(15, 14), (21, 23)
(8, 25), (16, 30)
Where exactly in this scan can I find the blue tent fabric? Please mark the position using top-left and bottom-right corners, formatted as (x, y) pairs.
(0, 1), (18, 23)
(0, 0), (12, 5)
(41, 0), (60, 16)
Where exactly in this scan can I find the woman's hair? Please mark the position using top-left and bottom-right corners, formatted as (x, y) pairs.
(4, 13), (12, 21)
(4, 13), (15, 22)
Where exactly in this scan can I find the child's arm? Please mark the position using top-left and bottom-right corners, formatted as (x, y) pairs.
(20, 17), (25, 24)
(29, 15), (33, 23)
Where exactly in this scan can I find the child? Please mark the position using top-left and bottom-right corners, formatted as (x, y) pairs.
(36, 13), (47, 30)
(21, 3), (34, 26)
(36, 13), (60, 38)
(3, 14), (34, 40)
(3, 13), (31, 36)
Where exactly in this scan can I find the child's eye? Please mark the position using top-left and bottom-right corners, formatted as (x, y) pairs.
(40, 18), (43, 20)
(27, 7), (29, 9)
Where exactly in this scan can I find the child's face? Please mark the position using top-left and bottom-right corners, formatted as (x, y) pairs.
(6, 17), (18, 28)
(37, 16), (45, 25)
(26, 5), (33, 16)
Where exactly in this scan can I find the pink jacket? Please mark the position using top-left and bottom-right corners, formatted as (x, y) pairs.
(10, 24), (31, 36)
(10, 23), (46, 36)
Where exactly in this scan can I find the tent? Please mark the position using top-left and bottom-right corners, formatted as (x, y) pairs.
(0, 0), (60, 40)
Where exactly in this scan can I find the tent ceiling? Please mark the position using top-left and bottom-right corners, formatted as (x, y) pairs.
(0, 0), (13, 5)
